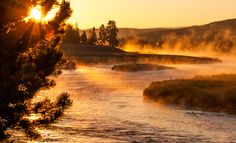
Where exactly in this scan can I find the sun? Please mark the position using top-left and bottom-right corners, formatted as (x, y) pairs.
(29, 6), (42, 21)
(24, 5), (59, 23)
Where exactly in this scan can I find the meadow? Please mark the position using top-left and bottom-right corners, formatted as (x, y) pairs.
(143, 74), (236, 114)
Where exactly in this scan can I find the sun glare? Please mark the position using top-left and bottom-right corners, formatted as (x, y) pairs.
(43, 8), (59, 21)
(30, 6), (42, 21)
(24, 5), (59, 23)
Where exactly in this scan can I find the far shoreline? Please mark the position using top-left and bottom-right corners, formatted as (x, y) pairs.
(143, 74), (236, 115)
(61, 43), (221, 65)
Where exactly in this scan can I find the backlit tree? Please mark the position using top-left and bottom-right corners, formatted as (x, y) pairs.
(88, 27), (97, 45)
(63, 23), (81, 44)
(0, 0), (72, 140)
(106, 20), (119, 47)
(98, 24), (106, 45)
(81, 31), (88, 44)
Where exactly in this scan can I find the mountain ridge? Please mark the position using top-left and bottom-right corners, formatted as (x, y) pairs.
(118, 18), (236, 54)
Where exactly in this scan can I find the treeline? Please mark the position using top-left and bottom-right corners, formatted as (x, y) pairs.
(63, 20), (119, 47)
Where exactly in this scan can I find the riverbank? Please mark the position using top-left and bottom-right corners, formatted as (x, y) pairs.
(143, 74), (236, 115)
(111, 63), (174, 72)
(61, 44), (221, 65)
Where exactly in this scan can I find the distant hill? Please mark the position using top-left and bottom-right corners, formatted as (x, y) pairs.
(118, 19), (236, 54)
(118, 28), (158, 39)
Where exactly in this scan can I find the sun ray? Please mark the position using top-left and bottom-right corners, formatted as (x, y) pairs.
(24, 5), (59, 23)
(42, 7), (60, 22)
(29, 6), (42, 21)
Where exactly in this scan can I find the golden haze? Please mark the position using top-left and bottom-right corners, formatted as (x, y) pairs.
(69, 0), (236, 29)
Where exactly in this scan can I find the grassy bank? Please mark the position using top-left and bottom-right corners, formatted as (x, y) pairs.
(143, 74), (236, 114)
(111, 63), (174, 72)
(61, 44), (221, 65)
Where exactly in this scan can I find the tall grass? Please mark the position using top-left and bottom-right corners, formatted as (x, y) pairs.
(111, 63), (174, 72)
(143, 74), (236, 114)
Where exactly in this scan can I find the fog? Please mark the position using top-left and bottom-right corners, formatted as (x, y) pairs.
(124, 40), (234, 56)
(120, 25), (236, 61)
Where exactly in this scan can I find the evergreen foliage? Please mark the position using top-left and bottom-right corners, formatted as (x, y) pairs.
(88, 27), (97, 45)
(0, 0), (72, 140)
(63, 23), (80, 44)
(105, 20), (119, 47)
(98, 24), (106, 46)
(62, 21), (119, 48)
(80, 31), (88, 44)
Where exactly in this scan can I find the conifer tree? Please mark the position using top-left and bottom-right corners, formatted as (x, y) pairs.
(88, 27), (97, 45)
(0, 0), (72, 140)
(98, 24), (106, 45)
(63, 23), (81, 44)
(81, 31), (88, 44)
(106, 20), (119, 47)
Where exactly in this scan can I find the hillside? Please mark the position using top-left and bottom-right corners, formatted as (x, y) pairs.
(119, 19), (236, 54)
(118, 28), (158, 39)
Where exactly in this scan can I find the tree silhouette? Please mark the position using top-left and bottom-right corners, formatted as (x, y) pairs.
(63, 23), (81, 44)
(81, 31), (88, 44)
(98, 24), (106, 45)
(88, 27), (97, 45)
(0, 0), (72, 140)
(106, 20), (119, 47)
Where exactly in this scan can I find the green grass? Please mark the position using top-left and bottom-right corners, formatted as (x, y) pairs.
(143, 74), (236, 114)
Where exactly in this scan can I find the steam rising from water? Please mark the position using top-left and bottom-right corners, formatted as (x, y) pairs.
(122, 40), (236, 60)
(24, 65), (236, 143)
(120, 27), (236, 60)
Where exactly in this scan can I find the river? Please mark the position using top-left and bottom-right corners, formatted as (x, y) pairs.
(21, 62), (236, 143)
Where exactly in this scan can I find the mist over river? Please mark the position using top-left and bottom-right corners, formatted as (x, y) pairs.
(18, 61), (236, 143)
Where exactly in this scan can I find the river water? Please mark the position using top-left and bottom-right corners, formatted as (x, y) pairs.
(21, 62), (236, 143)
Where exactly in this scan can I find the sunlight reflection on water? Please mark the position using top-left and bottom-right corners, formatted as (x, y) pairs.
(17, 62), (236, 143)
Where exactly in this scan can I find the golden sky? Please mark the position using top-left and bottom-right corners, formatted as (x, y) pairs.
(68, 0), (236, 29)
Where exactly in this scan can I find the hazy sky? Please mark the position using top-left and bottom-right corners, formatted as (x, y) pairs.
(68, 0), (236, 29)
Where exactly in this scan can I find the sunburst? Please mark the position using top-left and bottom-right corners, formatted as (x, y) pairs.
(29, 6), (42, 21)
(24, 5), (59, 23)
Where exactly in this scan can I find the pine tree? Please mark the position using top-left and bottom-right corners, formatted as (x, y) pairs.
(81, 31), (88, 44)
(63, 24), (81, 44)
(106, 20), (119, 47)
(98, 24), (106, 45)
(0, 0), (72, 140)
(88, 27), (97, 45)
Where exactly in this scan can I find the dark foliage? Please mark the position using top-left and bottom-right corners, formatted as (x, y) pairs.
(63, 23), (81, 44)
(98, 24), (106, 45)
(111, 63), (174, 72)
(81, 31), (88, 44)
(62, 21), (119, 48)
(88, 27), (97, 45)
(106, 20), (119, 47)
(0, 0), (72, 140)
